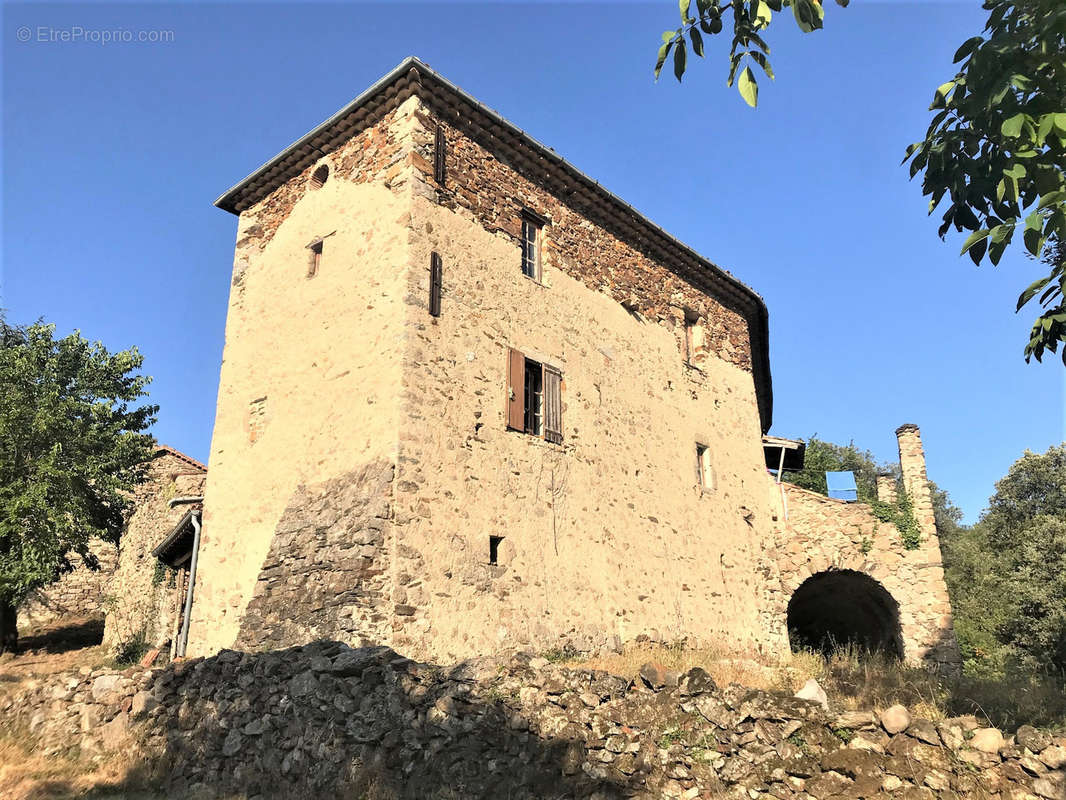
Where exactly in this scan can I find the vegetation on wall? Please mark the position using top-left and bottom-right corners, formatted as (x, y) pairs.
(0, 315), (157, 654)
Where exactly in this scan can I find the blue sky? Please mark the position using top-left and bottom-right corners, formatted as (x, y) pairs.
(3, 2), (1063, 523)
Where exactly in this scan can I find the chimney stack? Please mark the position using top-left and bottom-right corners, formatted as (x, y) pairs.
(894, 424), (937, 543)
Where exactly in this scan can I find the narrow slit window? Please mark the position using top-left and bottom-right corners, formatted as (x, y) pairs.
(521, 218), (540, 280)
(434, 126), (446, 185)
(308, 240), (323, 278)
(429, 252), (442, 317)
(489, 536), (503, 565)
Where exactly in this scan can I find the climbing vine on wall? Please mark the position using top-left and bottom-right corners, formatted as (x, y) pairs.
(869, 488), (922, 551)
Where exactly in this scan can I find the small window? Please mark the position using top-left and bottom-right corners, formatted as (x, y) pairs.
(309, 164), (329, 190)
(434, 126), (446, 185)
(429, 252), (442, 317)
(308, 240), (323, 278)
(506, 348), (563, 442)
(521, 217), (541, 280)
(696, 444), (713, 491)
(489, 535), (503, 565)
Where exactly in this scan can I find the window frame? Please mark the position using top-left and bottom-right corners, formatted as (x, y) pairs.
(506, 348), (563, 443)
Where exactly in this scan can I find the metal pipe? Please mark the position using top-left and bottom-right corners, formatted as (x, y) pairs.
(776, 446), (786, 485)
(177, 512), (201, 658)
(168, 496), (203, 508)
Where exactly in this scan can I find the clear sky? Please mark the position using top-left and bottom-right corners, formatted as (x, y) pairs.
(3, 2), (1063, 524)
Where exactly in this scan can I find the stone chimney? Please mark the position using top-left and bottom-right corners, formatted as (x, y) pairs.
(895, 424), (937, 543)
(876, 474), (897, 505)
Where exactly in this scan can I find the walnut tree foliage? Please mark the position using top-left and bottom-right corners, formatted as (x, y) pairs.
(656, 0), (1066, 364)
(0, 317), (157, 652)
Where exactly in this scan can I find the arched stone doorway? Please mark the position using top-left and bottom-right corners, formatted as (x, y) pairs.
(786, 569), (903, 659)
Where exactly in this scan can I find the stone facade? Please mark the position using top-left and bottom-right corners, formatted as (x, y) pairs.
(190, 59), (957, 669)
(3, 644), (1064, 799)
(234, 460), (394, 651)
(101, 447), (207, 654)
(17, 537), (118, 628)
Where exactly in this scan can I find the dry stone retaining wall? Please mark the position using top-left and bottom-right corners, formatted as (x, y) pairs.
(4, 642), (1063, 799)
(16, 537), (118, 627)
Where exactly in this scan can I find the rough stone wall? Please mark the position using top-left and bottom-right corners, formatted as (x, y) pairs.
(188, 97), (426, 655)
(101, 451), (207, 653)
(384, 99), (778, 662)
(17, 538), (118, 628)
(424, 112), (754, 373)
(233, 460), (394, 651)
(760, 481), (960, 669)
(4, 644), (1064, 800)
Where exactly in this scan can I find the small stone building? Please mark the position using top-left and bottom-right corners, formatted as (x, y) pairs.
(101, 446), (207, 656)
(186, 58), (959, 669)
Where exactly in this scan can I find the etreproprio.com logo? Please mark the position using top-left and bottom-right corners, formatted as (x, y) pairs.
(16, 25), (175, 44)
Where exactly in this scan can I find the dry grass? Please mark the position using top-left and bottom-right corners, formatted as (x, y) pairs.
(0, 726), (162, 800)
(564, 642), (1066, 730)
(564, 642), (784, 691)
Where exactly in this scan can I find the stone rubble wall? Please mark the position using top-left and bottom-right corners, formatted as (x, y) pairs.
(16, 537), (118, 628)
(4, 643), (1064, 799)
(233, 460), (395, 651)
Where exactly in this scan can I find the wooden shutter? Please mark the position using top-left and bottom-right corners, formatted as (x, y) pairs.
(434, 126), (446, 185)
(429, 252), (442, 317)
(506, 349), (525, 431)
(543, 365), (563, 444)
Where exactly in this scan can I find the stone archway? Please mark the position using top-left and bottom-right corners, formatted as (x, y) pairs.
(786, 569), (903, 659)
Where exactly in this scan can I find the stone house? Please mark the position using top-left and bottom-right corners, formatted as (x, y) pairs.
(184, 58), (959, 670)
(102, 446), (207, 657)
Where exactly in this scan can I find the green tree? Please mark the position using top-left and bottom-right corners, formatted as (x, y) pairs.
(0, 318), (157, 653)
(655, 0), (1066, 363)
(942, 445), (1066, 675)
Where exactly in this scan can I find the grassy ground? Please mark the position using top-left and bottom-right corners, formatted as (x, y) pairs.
(565, 642), (1066, 730)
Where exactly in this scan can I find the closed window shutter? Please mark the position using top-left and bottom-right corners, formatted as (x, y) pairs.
(543, 365), (563, 444)
(429, 252), (442, 317)
(434, 126), (446, 185)
(506, 349), (526, 431)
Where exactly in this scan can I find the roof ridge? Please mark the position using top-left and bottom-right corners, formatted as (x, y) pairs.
(154, 444), (207, 473)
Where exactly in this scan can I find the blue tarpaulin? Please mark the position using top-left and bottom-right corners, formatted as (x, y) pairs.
(826, 471), (857, 502)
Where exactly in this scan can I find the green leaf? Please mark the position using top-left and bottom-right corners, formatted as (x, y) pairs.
(1004, 163), (1027, 180)
(749, 51), (775, 80)
(1037, 191), (1065, 211)
(835, 0), (850, 6)
(738, 66), (758, 107)
(654, 40), (674, 80)
(953, 36), (983, 63)
(680, 0), (693, 23)
(792, 0), (823, 33)
(689, 26), (704, 57)
(1053, 114), (1066, 136)
(959, 229), (990, 256)
(1001, 113), (1027, 138)
(968, 236), (988, 266)
(662, 30), (678, 43)
(931, 81), (955, 110)
(673, 38), (687, 82)
(753, 0), (772, 28)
